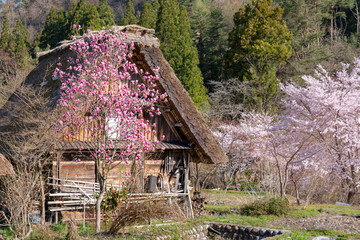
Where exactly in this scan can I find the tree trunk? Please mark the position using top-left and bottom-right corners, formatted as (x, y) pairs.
(40, 175), (46, 225)
(95, 191), (104, 233)
(296, 188), (300, 205)
(330, 4), (334, 45)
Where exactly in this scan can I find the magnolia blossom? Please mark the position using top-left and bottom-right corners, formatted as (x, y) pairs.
(52, 30), (166, 232)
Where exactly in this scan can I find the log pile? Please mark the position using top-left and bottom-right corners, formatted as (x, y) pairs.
(191, 192), (206, 217)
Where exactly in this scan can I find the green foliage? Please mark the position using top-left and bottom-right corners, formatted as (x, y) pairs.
(97, 0), (115, 27)
(39, 7), (68, 49)
(277, 229), (359, 240)
(38, 0), (115, 50)
(156, 0), (209, 109)
(139, 2), (157, 29)
(51, 222), (67, 232)
(225, 0), (292, 112)
(240, 197), (290, 217)
(118, 0), (138, 25)
(101, 186), (127, 223)
(190, 0), (228, 88)
(0, 16), (12, 51)
(68, 0), (102, 36)
(13, 19), (30, 54)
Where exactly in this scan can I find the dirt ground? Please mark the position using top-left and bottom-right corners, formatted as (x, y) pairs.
(268, 212), (360, 234)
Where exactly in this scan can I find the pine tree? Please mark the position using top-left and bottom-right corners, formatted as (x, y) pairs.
(190, 0), (227, 88)
(156, 0), (208, 109)
(177, 6), (208, 108)
(86, 5), (102, 30)
(225, 0), (292, 112)
(0, 16), (12, 51)
(40, 7), (69, 49)
(13, 19), (30, 54)
(118, 0), (137, 25)
(139, 2), (156, 29)
(68, 0), (102, 36)
(153, 0), (160, 13)
(156, 0), (181, 69)
(97, 0), (115, 27)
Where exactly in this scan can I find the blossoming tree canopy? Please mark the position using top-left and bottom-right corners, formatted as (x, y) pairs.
(52, 28), (168, 232)
(53, 29), (167, 169)
(280, 58), (360, 202)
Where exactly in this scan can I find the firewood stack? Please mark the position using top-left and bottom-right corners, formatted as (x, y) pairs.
(191, 191), (206, 217)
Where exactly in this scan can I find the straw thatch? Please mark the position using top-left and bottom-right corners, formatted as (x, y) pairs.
(1, 25), (228, 164)
(0, 153), (14, 176)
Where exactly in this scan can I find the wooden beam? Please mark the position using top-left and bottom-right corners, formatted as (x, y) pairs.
(174, 122), (183, 127)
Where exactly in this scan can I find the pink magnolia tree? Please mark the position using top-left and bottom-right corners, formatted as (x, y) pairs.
(281, 58), (360, 203)
(53, 29), (167, 232)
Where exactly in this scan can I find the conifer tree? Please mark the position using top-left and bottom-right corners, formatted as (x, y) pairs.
(156, 0), (182, 71)
(68, 0), (102, 36)
(97, 0), (115, 27)
(39, 7), (68, 49)
(0, 16), (12, 51)
(178, 6), (208, 108)
(225, 0), (292, 113)
(153, 0), (160, 13)
(118, 0), (137, 25)
(139, 2), (156, 29)
(13, 19), (30, 54)
(156, 0), (208, 109)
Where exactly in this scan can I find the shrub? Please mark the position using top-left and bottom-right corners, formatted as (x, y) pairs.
(108, 198), (183, 234)
(240, 197), (289, 216)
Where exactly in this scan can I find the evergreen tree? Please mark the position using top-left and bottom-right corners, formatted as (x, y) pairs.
(0, 16), (12, 51)
(68, 0), (102, 36)
(39, 7), (69, 49)
(156, 0), (181, 69)
(190, 0), (227, 88)
(153, 0), (160, 13)
(13, 19), (30, 54)
(139, 2), (156, 29)
(97, 0), (115, 27)
(156, 0), (208, 109)
(118, 0), (137, 25)
(225, 0), (292, 112)
(177, 6), (208, 108)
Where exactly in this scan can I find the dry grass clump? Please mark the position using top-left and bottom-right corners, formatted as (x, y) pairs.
(108, 199), (183, 234)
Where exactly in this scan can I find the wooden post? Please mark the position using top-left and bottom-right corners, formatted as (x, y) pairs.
(55, 151), (62, 224)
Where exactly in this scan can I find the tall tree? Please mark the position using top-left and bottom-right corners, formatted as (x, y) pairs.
(54, 30), (166, 233)
(118, 0), (138, 25)
(68, 0), (102, 36)
(190, 0), (227, 88)
(0, 16), (12, 51)
(39, 7), (68, 49)
(156, 0), (208, 109)
(97, 0), (115, 27)
(13, 19), (30, 54)
(177, 6), (208, 108)
(139, 2), (157, 29)
(225, 0), (292, 113)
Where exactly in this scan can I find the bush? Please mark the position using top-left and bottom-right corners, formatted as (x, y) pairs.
(240, 197), (289, 216)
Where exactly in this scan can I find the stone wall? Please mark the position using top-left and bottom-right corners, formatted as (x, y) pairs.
(209, 222), (290, 239)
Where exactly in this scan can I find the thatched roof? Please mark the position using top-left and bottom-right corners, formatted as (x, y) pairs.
(0, 153), (14, 176)
(2, 25), (228, 164)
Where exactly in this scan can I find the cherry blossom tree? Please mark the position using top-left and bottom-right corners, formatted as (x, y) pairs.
(281, 58), (360, 203)
(213, 112), (273, 191)
(53, 29), (167, 232)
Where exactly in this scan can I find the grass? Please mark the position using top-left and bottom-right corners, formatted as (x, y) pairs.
(195, 213), (277, 226)
(277, 229), (360, 240)
(288, 204), (360, 218)
(0, 226), (14, 239)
